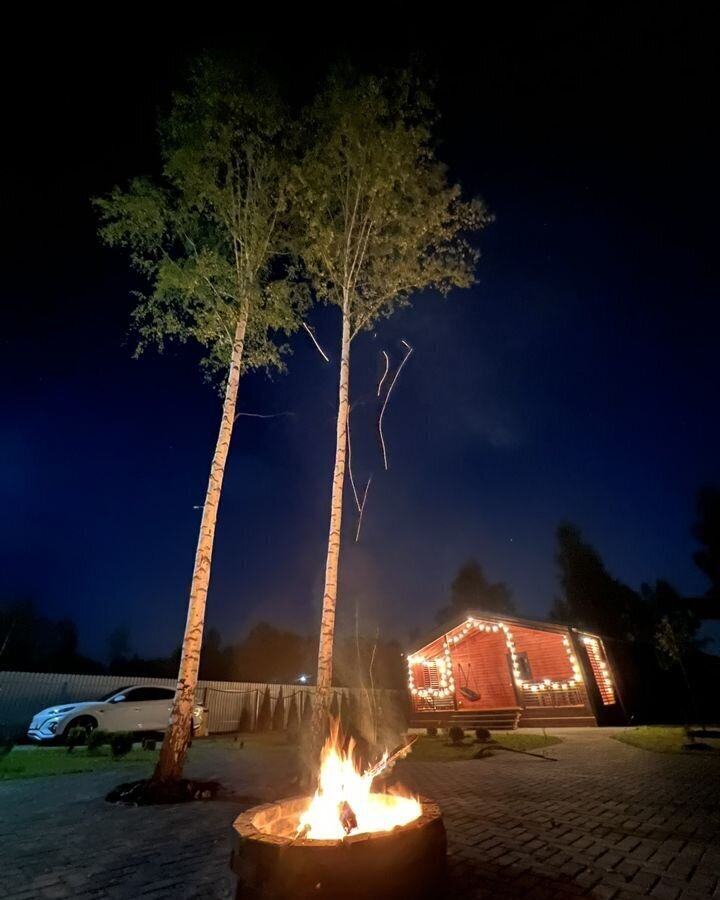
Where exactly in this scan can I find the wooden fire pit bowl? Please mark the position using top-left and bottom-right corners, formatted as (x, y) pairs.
(230, 795), (446, 900)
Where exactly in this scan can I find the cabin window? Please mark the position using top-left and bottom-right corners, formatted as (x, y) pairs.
(417, 660), (441, 690)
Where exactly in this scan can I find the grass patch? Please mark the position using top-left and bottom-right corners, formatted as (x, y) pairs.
(613, 726), (720, 755)
(202, 732), (297, 753)
(0, 746), (159, 781)
(405, 732), (561, 762)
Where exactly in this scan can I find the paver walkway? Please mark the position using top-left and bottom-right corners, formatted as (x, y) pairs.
(1, 730), (718, 899)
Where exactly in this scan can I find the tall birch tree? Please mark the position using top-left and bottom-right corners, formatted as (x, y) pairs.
(95, 56), (302, 782)
(292, 72), (490, 750)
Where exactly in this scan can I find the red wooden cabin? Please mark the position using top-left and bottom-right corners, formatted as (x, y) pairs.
(407, 611), (621, 730)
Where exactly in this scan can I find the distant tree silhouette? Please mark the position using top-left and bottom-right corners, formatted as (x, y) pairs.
(640, 580), (703, 667)
(198, 628), (232, 681)
(436, 559), (515, 625)
(227, 623), (314, 683)
(0, 600), (102, 674)
(549, 523), (646, 639)
(692, 485), (720, 615)
(106, 625), (132, 667)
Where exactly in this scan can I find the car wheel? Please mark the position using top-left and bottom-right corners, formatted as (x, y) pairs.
(63, 715), (98, 742)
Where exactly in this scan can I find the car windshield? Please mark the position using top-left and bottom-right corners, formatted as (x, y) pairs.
(97, 686), (133, 702)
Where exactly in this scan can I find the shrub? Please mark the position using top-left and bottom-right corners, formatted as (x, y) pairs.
(426, 726), (438, 738)
(238, 706), (252, 733)
(66, 726), (88, 752)
(87, 729), (109, 755)
(272, 687), (285, 731)
(110, 732), (134, 759)
(286, 693), (299, 732)
(448, 725), (465, 745)
(475, 727), (492, 744)
(141, 737), (156, 751)
(301, 694), (313, 731)
(256, 689), (272, 732)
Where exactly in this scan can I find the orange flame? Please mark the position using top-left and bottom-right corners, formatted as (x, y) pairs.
(298, 723), (421, 840)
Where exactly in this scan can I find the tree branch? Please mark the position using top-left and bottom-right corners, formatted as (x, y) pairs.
(378, 340), (414, 470)
(301, 321), (330, 362)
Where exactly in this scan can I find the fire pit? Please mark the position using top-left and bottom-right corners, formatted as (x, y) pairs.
(229, 725), (446, 899)
(230, 795), (446, 899)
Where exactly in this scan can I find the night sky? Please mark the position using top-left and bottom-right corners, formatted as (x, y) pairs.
(3, 12), (718, 659)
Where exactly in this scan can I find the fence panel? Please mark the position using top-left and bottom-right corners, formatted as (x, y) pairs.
(0, 671), (405, 738)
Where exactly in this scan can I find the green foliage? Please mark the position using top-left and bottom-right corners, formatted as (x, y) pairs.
(110, 732), (134, 759)
(614, 726), (689, 754)
(437, 560), (515, 624)
(0, 746), (158, 781)
(65, 726), (88, 752)
(290, 69), (490, 336)
(94, 54), (305, 382)
(272, 687), (285, 731)
(87, 729), (110, 755)
(448, 725), (465, 745)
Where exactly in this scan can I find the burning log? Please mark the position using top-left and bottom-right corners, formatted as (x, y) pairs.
(338, 800), (358, 834)
(363, 735), (418, 783)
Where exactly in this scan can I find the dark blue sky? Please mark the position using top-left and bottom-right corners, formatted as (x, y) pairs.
(2, 13), (718, 658)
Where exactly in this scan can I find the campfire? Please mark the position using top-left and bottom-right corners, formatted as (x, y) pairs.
(230, 723), (447, 899)
(297, 722), (421, 840)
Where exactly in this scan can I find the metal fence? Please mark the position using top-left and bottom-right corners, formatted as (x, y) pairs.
(0, 670), (403, 738)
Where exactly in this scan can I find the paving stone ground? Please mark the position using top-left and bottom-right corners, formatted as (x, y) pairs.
(1, 729), (718, 900)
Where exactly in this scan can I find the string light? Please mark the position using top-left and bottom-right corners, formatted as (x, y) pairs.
(407, 616), (586, 699)
(582, 635), (615, 705)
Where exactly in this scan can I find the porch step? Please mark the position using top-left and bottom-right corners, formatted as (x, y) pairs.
(518, 714), (597, 728)
(410, 708), (521, 732)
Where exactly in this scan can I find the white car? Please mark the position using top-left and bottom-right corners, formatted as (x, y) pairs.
(27, 685), (203, 743)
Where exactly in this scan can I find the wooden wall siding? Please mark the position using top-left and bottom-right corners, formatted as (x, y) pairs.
(452, 631), (517, 710)
(510, 626), (574, 683)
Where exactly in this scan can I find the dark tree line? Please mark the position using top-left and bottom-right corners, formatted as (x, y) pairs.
(0, 608), (406, 691)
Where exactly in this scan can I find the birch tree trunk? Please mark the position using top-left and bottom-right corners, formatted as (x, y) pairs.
(153, 310), (248, 783)
(311, 305), (351, 754)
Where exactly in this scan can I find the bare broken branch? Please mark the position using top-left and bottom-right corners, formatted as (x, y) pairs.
(377, 350), (390, 397)
(301, 321), (330, 362)
(378, 340), (414, 470)
(234, 411), (295, 422)
(355, 475), (372, 542)
(346, 406), (362, 514)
